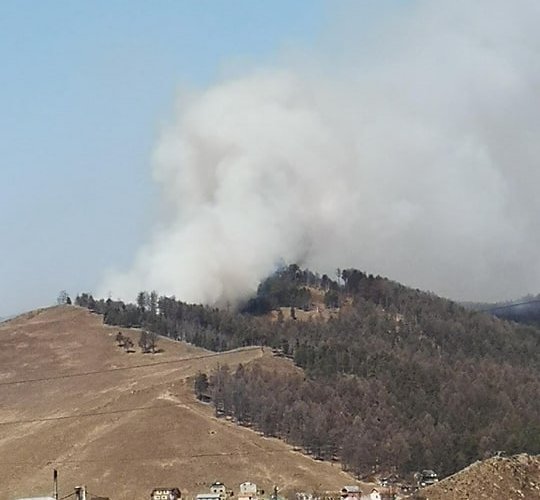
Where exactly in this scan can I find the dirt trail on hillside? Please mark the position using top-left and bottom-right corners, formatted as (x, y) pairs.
(0, 307), (361, 500)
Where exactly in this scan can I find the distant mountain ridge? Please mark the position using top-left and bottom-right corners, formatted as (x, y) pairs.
(464, 294), (540, 326)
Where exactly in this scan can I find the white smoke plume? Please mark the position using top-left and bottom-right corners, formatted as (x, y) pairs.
(102, 0), (540, 304)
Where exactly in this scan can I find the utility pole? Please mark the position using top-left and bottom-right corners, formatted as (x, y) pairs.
(53, 470), (58, 500)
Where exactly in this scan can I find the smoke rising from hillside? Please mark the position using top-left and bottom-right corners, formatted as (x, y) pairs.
(102, 0), (540, 303)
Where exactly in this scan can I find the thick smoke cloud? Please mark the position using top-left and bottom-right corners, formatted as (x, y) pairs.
(102, 0), (540, 303)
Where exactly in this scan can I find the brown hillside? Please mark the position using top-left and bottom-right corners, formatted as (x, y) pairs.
(0, 306), (362, 500)
(416, 454), (540, 500)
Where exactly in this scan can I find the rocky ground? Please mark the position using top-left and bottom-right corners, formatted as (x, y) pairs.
(414, 454), (540, 500)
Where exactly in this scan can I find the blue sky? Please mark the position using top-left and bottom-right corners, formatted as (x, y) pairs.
(0, 1), (408, 316)
(0, 0), (330, 316)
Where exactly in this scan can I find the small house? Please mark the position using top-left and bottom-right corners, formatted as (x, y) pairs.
(341, 486), (361, 500)
(211, 482), (228, 500)
(364, 488), (394, 500)
(417, 470), (438, 487)
(238, 482), (258, 500)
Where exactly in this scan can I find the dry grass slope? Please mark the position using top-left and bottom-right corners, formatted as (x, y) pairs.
(417, 454), (540, 500)
(0, 306), (362, 500)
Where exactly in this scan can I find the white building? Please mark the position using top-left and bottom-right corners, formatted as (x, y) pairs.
(15, 498), (56, 500)
(211, 482), (228, 500)
(360, 488), (394, 500)
(152, 489), (181, 500)
(197, 481), (229, 500)
(196, 494), (221, 500)
(238, 482), (258, 500)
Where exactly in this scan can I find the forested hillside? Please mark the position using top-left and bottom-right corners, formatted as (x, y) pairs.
(78, 265), (540, 479)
